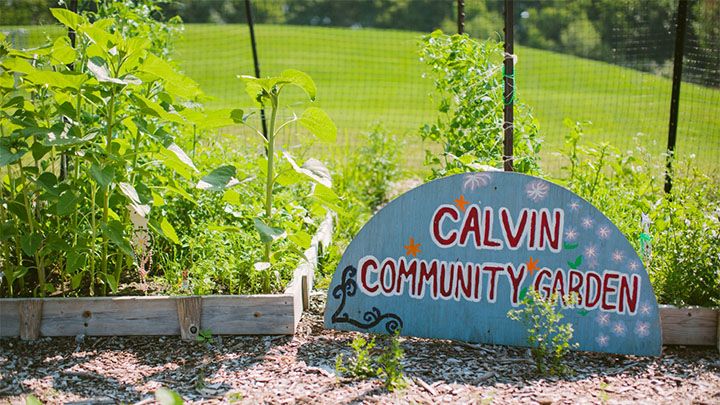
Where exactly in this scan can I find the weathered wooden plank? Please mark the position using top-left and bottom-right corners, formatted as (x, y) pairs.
(284, 273), (304, 333)
(177, 296), (202, 341)
(19, 299), (43, 340)
(40, 296), (179, 336)
(202, 295), (295, 335)
(0, 299), (20, 337)
(305, 213), (334, 297)
(660, 306), (718, 346)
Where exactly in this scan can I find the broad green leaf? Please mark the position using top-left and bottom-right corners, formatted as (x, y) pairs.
(25, 70), (86, 90)
(208, 224), (243, 233)
(56, 190), (79, 216)
(196, 165), (238, 191)
(0, 145), (27, 166)
(289, 230), (312, 250)
(20, 233), (43, 256)
(89, 164), (114, 188)
(36, 172), (58, 196)
(280, 69), (316, 100)
(230, 108), (245, 123)
(155, 387), (184, 405)
(40, 123), (96, 147)
(165, 143), (198, 172)
(50, 36), (76, 65)
(50, 8), (85, 30)
(311, 183), (343, 213)
(101, 220), (134, 258)
(283, 152), (332, 188)
(160, 218), (180, 245)
(131, 94), (184, 124)
(139, 54), (202, 99)
(104, 273), (119, 293)
(239, 75), (267, 106)
(253, 218), (286, 244)
(66, 249), (86, 274)
(87, 57), (141, 85)
(299, 107), (337, 142)
(119, 182), (150, 217)
(71, 273), (84, 290)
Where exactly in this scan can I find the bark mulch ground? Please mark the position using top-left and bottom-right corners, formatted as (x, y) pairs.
(1, 294), (719, 404)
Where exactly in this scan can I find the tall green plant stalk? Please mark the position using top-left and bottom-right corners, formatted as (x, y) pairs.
(15, 160), (45, 296)
(263, 97), (279, 261)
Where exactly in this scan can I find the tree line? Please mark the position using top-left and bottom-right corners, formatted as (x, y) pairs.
(2, 0), (717, 86)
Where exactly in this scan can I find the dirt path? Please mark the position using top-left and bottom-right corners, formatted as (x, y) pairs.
(1, 295), (719, 404)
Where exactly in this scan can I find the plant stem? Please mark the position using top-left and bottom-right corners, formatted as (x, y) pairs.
(100, 89), (116, 295)
(0, 184), (13, 296)
(89, 184), (97, 296)
(263, 96), (278, 262)
(16, 161), (45, 296)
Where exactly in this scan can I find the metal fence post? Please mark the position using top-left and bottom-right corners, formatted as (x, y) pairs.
(665, 0), (689, 193)
(503, 0), (514, 172)
(457, 0), (465, 35)
(244, 0), (268, 141)
(60, 0), (78, 182)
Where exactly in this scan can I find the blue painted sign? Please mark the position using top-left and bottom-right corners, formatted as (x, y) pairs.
(324, 172), (662, 356)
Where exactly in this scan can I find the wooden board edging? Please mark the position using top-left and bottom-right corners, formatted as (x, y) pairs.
(0, 214), (334, 339)
(659, 305), (719, 347)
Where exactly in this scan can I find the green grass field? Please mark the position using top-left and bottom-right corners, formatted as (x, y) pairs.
(5, 23), (719, 172)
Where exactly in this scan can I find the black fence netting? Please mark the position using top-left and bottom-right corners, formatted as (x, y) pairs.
(2, 0), (718, 174)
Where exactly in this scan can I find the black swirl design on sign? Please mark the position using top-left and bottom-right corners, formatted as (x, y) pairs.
(330, 265), (403, 334)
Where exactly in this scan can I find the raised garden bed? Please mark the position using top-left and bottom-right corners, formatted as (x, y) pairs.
(0, 214), (333, 341)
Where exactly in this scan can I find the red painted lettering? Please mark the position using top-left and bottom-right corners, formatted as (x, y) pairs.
(360, 257), (379, 295)
(432, 206), (459, 247)
(618, 274), (640, 314)
(483, 208), (502, 248)
(459, 206), (482, 247)
(500, 208), (528, 249)
(585, 271), (602, 309)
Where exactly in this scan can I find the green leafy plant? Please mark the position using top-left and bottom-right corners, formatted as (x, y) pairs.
(336, 335), (378, 379)
(197, 328), (213, 345)
(419, 30), (542, 178)
(336, 332), (406, 392)
(507, 289), (578, 376)
(233, 70), (338, 292)
(0, 4), (203, 297)
(556, 120), (720, 307)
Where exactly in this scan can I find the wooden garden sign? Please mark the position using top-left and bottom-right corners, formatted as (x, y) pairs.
(324, 172), (662, 356)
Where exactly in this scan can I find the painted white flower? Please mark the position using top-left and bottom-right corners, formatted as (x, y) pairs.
(596, 334), (609, 347)
(612, 250), (624, 263)
(568, 200), (580, 212)
(596, 312), (611, 326)
(581, 217), (594, 229)
(635, 321), (650, 337)
(597, 225), (611, 239)
(564, 227), (578, 242)
(525, 180), (549, 202)
(463, 173), (492, 190)
(612, 322), (626, 336)
(639, 303), (652, 315)
(628, 261), (640, 272)
(584, 244), (598, 259)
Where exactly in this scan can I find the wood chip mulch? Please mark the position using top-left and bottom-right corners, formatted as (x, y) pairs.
(1, 294), (719, 404)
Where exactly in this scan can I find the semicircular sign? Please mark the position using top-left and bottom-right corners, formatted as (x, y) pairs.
(324, 172), (662, 356)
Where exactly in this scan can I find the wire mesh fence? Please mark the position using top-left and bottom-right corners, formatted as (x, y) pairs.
(2, 0), (718, 175)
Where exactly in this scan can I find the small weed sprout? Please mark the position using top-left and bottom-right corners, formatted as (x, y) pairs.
(336, 335), (378, 379)
(376, 332), (407, 392)
(197, 329), (213, 346)
(507, 289), (578, 376)
(336, 332), (406, 392)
